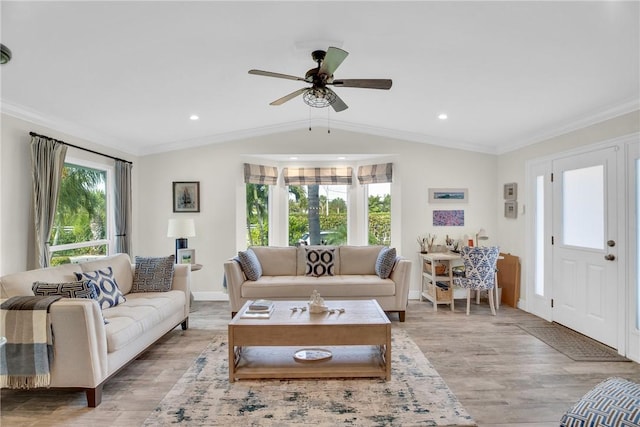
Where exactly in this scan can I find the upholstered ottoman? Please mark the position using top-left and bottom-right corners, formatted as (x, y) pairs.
(560, 377), (640, 426)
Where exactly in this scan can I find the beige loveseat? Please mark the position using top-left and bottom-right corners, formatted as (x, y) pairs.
(0, 253), (190, 407)
(224, 245), (411, 321)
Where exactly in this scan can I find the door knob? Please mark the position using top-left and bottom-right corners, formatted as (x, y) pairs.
(607, 240), (616, 247)
(604, 254), (616, 261)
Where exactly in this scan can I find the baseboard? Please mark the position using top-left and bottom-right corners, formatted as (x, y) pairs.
(193, 291), (229, 301)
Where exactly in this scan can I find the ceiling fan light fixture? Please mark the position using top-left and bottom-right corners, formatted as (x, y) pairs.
(1, 44), (12, 64)
(303, 87), (336, 108)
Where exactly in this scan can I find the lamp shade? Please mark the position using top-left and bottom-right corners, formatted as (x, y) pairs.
(476, 228), (489, 240)
(167, 218), (196, 238)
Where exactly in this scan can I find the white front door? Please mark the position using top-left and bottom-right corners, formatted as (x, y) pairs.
(552, 147), (618, 347)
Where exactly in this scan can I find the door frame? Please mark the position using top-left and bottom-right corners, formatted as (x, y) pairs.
(525, 132), (638, 358)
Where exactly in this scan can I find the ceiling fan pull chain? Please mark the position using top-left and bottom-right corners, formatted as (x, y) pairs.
(309, 106), (312, 131)
(327, 107), (331, 134)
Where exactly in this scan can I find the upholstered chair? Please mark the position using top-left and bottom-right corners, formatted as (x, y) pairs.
(452, 246), (500, 315)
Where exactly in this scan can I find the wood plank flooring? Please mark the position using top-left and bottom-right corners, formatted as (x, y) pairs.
(1, 299), (639, 426)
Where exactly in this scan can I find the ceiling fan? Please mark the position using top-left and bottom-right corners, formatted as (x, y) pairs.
(248, 47), (392, 112)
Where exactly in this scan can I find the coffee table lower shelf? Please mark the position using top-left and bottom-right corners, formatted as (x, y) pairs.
(231, 345), (388, 381)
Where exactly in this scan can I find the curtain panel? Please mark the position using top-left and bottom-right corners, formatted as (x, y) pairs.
(283, 167), (353, 186)
(30, 135), (67, 268)
(357, 163), (393, 184)
(114, 160), (132, 255)
(244, 163), (278, 185)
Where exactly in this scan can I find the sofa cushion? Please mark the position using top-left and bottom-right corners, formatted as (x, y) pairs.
(1, 264), (79, 298)
(32, 280), (98, 300)
(79, 254), (134, 294)
(251, 246), (297, 276)
(75, 267), (126, 309)
(241, 275), (395, 299)
(102, 291), (185, 352)
(237, 249), (262, 281)
(305, 247), (336, 277)
(375, 247), (397, 279)
(297, 246), (339, 275)
(132, 255), (175, 292)
(560, 377), (640, 426)
(339, 246), (383, 275)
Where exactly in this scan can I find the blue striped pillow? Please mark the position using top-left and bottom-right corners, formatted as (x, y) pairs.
(375, 247), (397, 279)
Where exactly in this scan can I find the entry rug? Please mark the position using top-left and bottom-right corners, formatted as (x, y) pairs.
(144, 329), (476, 426)
(517, 322), (630, 362)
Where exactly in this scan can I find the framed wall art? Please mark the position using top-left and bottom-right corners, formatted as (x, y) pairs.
(504, 201), (518, 219)
(428, 188), (468, 204)
(173, 181), (200, 213)
(433, 209), (465, 226)
(503, 182), (517, 200)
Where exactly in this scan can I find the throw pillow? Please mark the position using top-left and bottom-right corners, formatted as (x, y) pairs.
(132, 255), (175, 292)
(238, 249), (262, 281)
(375, 247), (397, 279)
(75, 266), (126, 309)
(560, 377), (640, 426)
(305, 247), (335, 277)
(32, 280), (98, 300)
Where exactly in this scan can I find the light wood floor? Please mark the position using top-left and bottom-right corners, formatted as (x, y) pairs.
(1, 299), (639, 426)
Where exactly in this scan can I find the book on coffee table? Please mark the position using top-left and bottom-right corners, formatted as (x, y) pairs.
(241, 304), (275, 319)
(247, 299), (274, 312)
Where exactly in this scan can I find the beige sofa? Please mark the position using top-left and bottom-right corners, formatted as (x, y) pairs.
(224, 245), (412, 321)
(0, 253), (190, 407)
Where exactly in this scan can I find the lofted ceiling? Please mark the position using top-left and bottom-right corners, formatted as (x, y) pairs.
(1, 1), (638, 156)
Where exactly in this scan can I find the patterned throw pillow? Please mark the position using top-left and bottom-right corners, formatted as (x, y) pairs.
(75, 266), (126, 309)
(305, 247), (335, 277)
(238, 249), (262, 281)
(375, 247), (397, 279)
(132, 255), (175, 292)
(32, 280), (98, 300)
(560, 377), (640, 426)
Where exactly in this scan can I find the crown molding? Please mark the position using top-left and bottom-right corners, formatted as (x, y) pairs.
(496, 98), (640, 155)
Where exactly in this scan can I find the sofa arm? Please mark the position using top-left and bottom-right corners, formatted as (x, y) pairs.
(171, 264), (191, 319)
(390, 258), (412, 309)
(224, 259), (245, 313)
(46, 299), (109, 388)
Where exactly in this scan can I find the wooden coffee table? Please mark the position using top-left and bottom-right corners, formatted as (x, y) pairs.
(228, 299), (391, 382)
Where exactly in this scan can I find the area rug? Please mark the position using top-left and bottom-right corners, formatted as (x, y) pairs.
(517, 322), (630, 362)
(143, 329), (476, 426)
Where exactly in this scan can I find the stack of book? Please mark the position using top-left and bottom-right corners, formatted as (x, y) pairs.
(241, 299), (275, 319)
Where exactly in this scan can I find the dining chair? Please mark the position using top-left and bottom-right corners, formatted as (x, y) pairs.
(452, 246), (500, 315)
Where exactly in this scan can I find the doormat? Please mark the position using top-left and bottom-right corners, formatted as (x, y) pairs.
(517, 322), (630, 362)
(143, 330), (477, 426)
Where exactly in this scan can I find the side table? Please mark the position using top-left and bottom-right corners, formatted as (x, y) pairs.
(419, 252), (460, 312)
(189, 263), (203, 308)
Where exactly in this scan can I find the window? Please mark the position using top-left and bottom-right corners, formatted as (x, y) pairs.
(49, 160), (112, 265)
(246, 183), (269, 246)
(367, 182), (391, 245)
(289, 184), (348, 246)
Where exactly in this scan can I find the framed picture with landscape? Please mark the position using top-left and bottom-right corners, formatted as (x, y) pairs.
(428, 188), (468, 204)
(177, 248), (195, 265)
(173, 181), (200, 213)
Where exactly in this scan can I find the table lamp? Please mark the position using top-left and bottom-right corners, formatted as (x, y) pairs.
(475, 228), (489, 246)
(167, 218), (196, 260)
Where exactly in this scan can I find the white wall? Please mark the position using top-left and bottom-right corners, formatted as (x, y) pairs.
(135, 128), (498, 299)
(4, 110), (637, 303)
(496, 110), (640, 304)
(0, 114), (138, 275)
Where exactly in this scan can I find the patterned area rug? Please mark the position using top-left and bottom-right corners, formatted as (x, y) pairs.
(518, 322), (630, 362)
(144, 329), (476, 426)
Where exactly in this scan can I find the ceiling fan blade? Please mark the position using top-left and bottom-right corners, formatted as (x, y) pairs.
(249, 69), (306, 82)
(319, 47), (349, 76)
(331, 79), (393, 90)
(326, 88), (348, 112)
(270, 88), (307, 106)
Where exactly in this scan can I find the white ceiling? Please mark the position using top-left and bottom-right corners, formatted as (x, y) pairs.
(1, 1), (638, 156)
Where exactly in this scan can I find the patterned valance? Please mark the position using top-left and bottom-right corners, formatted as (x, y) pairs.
(244, 163), (278, 185)
(283, 167), (353, 186)
(358, 163), (393, 184)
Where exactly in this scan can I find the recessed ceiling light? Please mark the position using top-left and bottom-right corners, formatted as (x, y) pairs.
(438, 113), (448, 120)
(337, 156), (346, 160)
(189, 115), (199, 121)
(289, 156), (298, 160)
